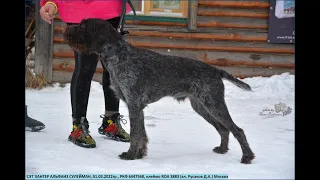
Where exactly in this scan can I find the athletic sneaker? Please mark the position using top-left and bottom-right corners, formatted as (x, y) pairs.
(68, 117), (96, 148)
(98, 113), (130, 142)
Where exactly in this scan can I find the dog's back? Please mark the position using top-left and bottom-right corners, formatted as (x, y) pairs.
(125, 44), (251, 92)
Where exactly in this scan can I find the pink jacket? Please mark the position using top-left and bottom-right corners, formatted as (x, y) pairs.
(40, 0), (131, 23)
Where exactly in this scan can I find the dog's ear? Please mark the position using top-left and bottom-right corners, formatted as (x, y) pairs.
(98, 21), (122, 41)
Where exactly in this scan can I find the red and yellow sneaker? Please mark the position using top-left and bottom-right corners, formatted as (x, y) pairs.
(68, 117), (96, 148)
(98, 113), (130, 142)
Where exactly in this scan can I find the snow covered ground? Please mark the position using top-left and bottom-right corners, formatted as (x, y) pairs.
(26, 73), (295, 179)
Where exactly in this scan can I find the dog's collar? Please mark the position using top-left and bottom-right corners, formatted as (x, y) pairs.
(101, 40), (125, 58)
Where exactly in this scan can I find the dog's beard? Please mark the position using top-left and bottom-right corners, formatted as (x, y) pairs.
(69, 43), (89, 54)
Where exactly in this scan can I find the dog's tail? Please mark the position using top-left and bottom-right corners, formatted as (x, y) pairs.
(219, 70), (252, 91)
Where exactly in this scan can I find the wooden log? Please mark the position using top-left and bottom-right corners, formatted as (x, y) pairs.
(126, 20), (268, 30)
(55, 20), (268, 33)
(197, 20), (267, 29)
(53, 34), (294, 54)
(53, 58), (103, 70)
(217, 66), (294, 79)
(202, 58), (294, 69)
(53, 63), (103, 73)
(54, 27), (267, 42)
(197, 7), (269, 19)
(125, 20), (187, 27)
(140, 48), (295, 66)
(124, 35), (290, 48)
(52, 71), (103, 84)
(198, 1), (270, 9)
(188, 0), (198, 31)
(129, 30), (267, 42)
(34, 0), (53, 83)
(54, 16), (266, 30)
(53, 37), (294, 54)
(128, 41), (293, 54)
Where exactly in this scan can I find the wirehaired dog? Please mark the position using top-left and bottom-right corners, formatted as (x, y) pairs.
(64, 18), (255, 164)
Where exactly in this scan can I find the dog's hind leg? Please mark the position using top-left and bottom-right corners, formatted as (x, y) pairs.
(197, 92), (255, 164)
(119, 103), (148, 160)
(189, 97), (230, 154)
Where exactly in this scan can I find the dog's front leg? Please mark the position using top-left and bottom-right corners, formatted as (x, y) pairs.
(119, 104), (148, 160)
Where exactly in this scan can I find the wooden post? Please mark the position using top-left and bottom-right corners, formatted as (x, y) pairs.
(188, 0), (198, 31)
(34, 0), (53, 83)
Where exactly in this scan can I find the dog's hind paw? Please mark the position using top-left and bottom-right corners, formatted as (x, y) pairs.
(240, 154), (255, 164)
(213, 146), (229, 154)
(119, 151), (144, 160)
(119, 152), (135, 160)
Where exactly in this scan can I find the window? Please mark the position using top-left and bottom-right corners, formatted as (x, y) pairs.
(129, 0), (188, 18)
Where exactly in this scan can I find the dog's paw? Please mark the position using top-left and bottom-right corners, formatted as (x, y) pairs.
(119, 152), (135, 160)
(213, 146), (229, 154)
(240, 154), (255, 164)
(119, 151), (145, 160)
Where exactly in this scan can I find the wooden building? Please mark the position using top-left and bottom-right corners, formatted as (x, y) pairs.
(33, 0), (295, 84)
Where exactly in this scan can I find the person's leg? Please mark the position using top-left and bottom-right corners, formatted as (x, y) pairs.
(25, 24), (45, 132)
(97, 16), (130, 142)
(67, 43), (99, 148)
(70, 51), (99, 119)
(103, 69), (120, 115)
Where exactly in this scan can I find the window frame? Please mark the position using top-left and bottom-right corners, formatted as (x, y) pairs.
(128, 0), (188, 18)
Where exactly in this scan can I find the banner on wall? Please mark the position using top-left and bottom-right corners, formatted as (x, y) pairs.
(267, 0), (295, 44)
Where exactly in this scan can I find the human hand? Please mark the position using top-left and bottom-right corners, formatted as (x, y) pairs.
(40, 3), (57, 24)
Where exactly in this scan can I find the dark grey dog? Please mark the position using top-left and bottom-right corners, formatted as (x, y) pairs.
(64, 18), (255, 164)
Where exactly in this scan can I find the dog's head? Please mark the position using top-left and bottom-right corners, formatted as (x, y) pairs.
(64, 18), (121, 54)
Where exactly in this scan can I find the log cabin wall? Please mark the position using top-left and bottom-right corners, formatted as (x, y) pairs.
(49, 0), (294, 83)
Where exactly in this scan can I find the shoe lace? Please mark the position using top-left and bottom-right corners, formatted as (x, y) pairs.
(100, 114), (128, 128)
(118, 115), (128, 128)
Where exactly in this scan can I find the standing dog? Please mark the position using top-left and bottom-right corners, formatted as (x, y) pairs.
(64, 18), (255, 164)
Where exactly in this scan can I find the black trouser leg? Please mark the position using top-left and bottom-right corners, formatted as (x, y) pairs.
(102, 70), (120, 112)
(71, 52), (99, 119)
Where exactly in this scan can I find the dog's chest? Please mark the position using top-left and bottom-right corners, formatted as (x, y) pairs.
(107, 68), (130, 101)
(108, 73), (123, 96)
